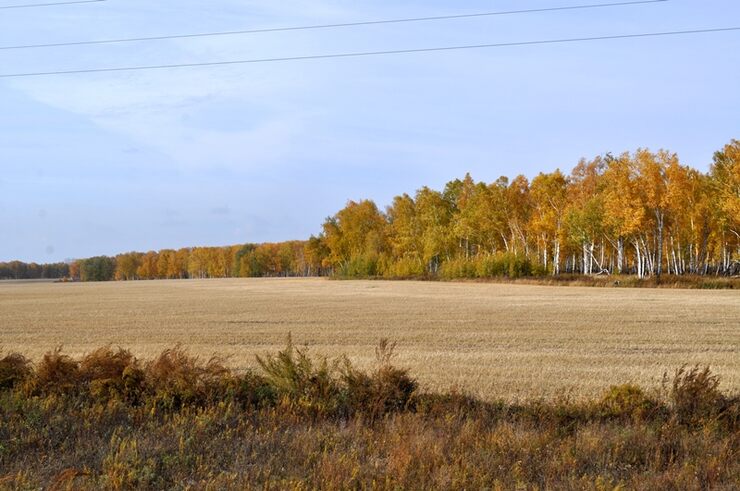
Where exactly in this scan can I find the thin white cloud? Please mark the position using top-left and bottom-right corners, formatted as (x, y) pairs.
(3, 0), (358, 170)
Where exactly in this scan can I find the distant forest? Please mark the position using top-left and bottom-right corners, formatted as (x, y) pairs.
(2, 140), (738, 281)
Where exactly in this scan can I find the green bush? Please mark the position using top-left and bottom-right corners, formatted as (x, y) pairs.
(475, 255), (508, 277)
(78, 255), (116, 282)
(598, 384), (662, 420)
(256, 336), (342, 415)
(439, 257), (477, 279)
(341, 254), (380, 278)
(439, 253), (534, 280)
(230, 370), (277, 408)
(507, 253), (533, 278)
(382, 257), (426, 278)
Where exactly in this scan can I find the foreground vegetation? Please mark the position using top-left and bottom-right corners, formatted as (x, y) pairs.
(1, 342), (738, 489)
(2, 141), (738, 283)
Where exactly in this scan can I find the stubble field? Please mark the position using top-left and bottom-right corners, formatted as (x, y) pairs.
(1, 278), (738, 400)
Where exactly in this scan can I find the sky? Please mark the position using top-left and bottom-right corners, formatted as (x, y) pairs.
(1, 0), (739, 263)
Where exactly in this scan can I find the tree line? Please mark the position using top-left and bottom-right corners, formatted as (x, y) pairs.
(3, 141), (738, 281)
(0, 261), (70, 281)
(321, 142), (739, 279)
(64, 241), (328, 282)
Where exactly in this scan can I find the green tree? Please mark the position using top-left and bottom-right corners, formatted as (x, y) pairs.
(79, 256), (116, 282)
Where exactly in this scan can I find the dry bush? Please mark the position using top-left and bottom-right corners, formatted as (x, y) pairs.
(716, 394), (740, 431)
(49, 468), (90, 491)
(33, 346), (80, 392)
(0, 351), (32, 390)
(341, 339), (417, 418)
(79, 346), (136, 382)
(3, 398), (738, 490)
(667, 365), (725, 426)
(145, 344), (231, 409)
(79, 346), (144, 402)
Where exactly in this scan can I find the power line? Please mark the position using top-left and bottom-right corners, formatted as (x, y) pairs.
(1, 26), (737, 79)
(0, 0), (103, 9)
(0, 0), (668, 50)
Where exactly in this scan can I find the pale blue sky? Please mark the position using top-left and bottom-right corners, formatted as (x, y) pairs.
(1, 0), (739, 262)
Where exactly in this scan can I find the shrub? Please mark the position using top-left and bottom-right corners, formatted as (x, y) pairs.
(507, 253), (533, 278)
(0, 352), (32, 390)
(382, 257), (426, 278)
(716, 394), (739, 431)
(79, 347), (143, 401)
(667, 365), (724, 426)
(120, 365), (147, 404)
(79, 346), (136, 382)
(341, 339), (417, 418)
(369, 364), (417, 412)
(230, 370), (277, 408)
(529, 262), (549, 277)
(256, 336), (341, 414)
(341, 254), (380, 278)
(146, 345), (231, 409)
(475, 255), (508, 277)
(439, 258), (477, 279)
(439, 252), (534, 279)
(597, 384), (661, 421)
(256, 337), (417, 418)
(33, 347), (80, 393)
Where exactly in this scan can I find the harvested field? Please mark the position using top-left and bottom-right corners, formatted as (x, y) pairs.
(0, 278), (738, 400)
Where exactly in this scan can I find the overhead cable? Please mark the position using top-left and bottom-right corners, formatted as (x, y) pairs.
(0, 0), (667, 50)
(0, 0), (103, 10)
(2, 26), (737, 79)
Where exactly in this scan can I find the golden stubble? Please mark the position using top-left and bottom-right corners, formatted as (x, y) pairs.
(1, 278), (738, 401)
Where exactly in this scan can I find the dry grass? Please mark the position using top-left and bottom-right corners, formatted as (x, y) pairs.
(0, 278), (738, 400)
